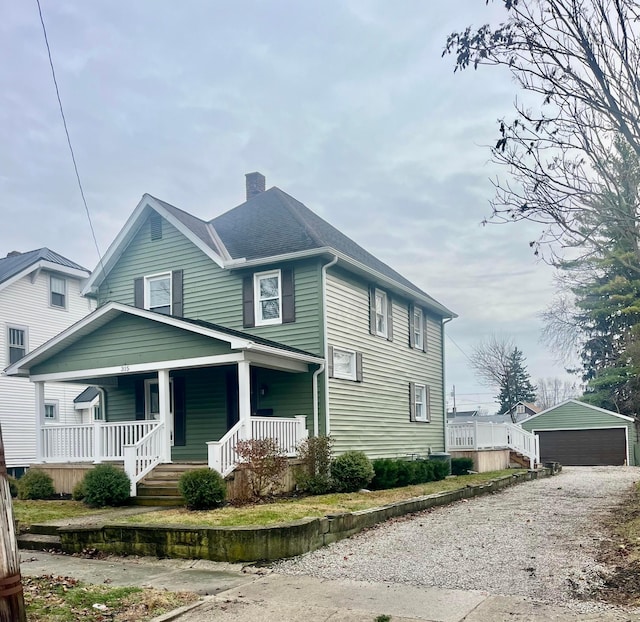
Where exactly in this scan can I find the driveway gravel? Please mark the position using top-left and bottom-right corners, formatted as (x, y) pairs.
(275, 467), (639, 613)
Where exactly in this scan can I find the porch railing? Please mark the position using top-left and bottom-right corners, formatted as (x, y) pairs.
(123, 423), (165, 496)
(207, 415), (308, 477)
(446, 421), (540, 469)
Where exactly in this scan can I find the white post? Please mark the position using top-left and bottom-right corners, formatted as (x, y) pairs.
(238, 361), (251, 440)
(93, 421), (103, 464)
(295, 415), (308, 445)
(123, 445), (137, 496)
(473, 420), (478, 450)
(158, 369), (171, 462)
(34, 382), (45, 463)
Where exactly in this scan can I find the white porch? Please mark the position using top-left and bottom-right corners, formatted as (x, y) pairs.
(446, 421), (540, 470)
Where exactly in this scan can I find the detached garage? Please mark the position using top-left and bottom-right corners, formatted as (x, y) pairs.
(520, 400), (639, 466)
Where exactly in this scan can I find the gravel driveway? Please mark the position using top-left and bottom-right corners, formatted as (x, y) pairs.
(275, 467), (639, 611)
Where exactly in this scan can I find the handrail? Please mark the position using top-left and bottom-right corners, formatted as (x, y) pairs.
(207, 420), (245, 477)
(123, 423), (165, 496)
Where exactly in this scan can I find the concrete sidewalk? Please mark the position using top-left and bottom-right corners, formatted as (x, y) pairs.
(20, 550), (640, 622)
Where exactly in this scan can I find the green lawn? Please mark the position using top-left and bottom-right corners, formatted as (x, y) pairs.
(125, 470), (522, 527)
(12, 500), (117, 529)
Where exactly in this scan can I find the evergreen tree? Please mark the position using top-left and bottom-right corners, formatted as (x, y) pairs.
(496, 348), (537, 418)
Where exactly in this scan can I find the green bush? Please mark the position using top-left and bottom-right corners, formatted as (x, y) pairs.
(371, 459), (399, 490)
(179, 468), (227, 510)
(83, 464), (130, 507)
(397, 460), (422, 486)
(7, 476), (18, 498)
(331, 451), (374, 492)
(430, 459), (450, 480)
(72, 479), (86, 501)
(17, 469), (55, 500)
(295, 436), (334, 495)
(414, 459), (436, 483)
(451, 457), (474, 476)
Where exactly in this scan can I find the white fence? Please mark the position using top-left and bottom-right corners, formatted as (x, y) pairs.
(123, 423), (165, 496)
(446, 421), (540, 469)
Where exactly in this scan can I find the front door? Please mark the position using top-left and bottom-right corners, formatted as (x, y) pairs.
(145, 379), (174, 444)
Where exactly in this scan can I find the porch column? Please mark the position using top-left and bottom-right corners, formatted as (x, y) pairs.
(34, 382), (45, 463)
(238, 361), (251, 440)
(158, 369), (172, 462)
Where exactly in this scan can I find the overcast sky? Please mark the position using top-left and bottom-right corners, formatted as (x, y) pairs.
(0, 1), (576, 413)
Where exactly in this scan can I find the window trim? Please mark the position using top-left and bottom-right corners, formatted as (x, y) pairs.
(7, 325), (28, 366)
(254, 269), (282, 326)
(50, 274), (67, 309)
(44, 400), (59, 421)
(413, 307), (424, 350)
(144, 378), (174, 421)
(410, 382), (430, 423)
(144, 272), (172, 315)
(332, 347), (357, 381)
(374, 289), (388, 337)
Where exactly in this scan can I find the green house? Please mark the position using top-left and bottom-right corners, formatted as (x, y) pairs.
(520, 399), (639, 466)
(5, 173), (455, 494)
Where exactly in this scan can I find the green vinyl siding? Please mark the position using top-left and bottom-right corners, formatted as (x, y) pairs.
(521, 400), (638, 466)
(254, 368), (314, 424)
(326, 268), (445, 457)
(31, 314), (233, 376)
(97, 212), (323, 355)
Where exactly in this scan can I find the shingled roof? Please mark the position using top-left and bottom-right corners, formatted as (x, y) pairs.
(0, 248), (89, 286)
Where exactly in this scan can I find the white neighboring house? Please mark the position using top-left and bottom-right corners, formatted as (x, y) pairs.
(0, 248), (95, 474)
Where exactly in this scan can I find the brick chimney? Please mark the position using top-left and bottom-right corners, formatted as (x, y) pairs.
(6, 251), (21, 258)
(245, 172), (265, 200)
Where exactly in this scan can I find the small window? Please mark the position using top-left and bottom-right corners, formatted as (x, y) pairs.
(254, 270), (281, 326)
(411, 382), (430, 423)
(44, 402), (58, 420)
(375, 289), (387, 337)
(50, 275), (66, 308)
(145, 273), (171, 315)
(8, 326), (26, 365)
(413, 307), (424, 350)
(516, 404), (525, 414)
(93, 404), (103, 421)
(333, 348), (357, 381)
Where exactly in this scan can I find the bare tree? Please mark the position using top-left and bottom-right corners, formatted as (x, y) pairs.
(535, 377), (580, 410)
(443, 0), (640, 271)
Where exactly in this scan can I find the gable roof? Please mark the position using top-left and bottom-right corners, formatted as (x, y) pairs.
(519, 398), (636, 424)
(74, 386), (100, 404)
(0, 248), (89, 289)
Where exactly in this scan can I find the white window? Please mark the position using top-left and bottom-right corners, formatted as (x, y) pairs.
(145, 273), (171, 315)
(144, 379), (174, 420)
(93, 404), (103, 421)
(333, 348), (357, 381)
(516, 404), (525, 414)
(50, 275), (66, 308)
(413, 307), (424, 350)
(414, 383), (429, 422)
(44, 402), (58, 420)
(375, 289), (388, 337)
(254, 270), (281, 326)
(7, 326), (27, 365)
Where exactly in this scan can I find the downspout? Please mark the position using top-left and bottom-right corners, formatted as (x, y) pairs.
(321, 255), (339, 436)
(442, 317), (453, 452)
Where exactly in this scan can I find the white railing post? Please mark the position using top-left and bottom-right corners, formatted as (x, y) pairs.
(473, 420), (478, 450)
(295, 415), (308, 445)
(124, 445), (137, 496)
(238, 361), (251, 440)
(34, 382), (45, 462)
(158, 369), (172, 462)
(93, 421), (103, 463)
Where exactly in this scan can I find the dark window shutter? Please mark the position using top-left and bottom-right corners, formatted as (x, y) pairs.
(134, 379), (145, 420)
(422, 310), (428, 353)
(356, 352), (363, 382)
(386, 294), (393, 341)
(243, 276), (255, 328)
(409, 304), (415, 348)
(134, 278), (144, 309)
(150, 213), (163, 240)
(173, 376), (186, 446)
(281, 268), (295, 323)
(425, 385), (431, 422)
(409, 382), (416, 422)
(368, 286), (376, 335)
(172, 270), (184, 317)
(328, 345), (334, 378)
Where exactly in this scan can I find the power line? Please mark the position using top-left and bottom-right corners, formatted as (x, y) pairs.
(35, 0), (107, 284)
(446, 333), (473, 363)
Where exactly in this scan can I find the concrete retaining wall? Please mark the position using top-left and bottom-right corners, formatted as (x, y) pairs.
(59, 468), (556, 563)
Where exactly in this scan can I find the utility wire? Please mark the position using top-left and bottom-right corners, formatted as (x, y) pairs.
(35, 0), (108, 287)
(446, 333), (473, 364)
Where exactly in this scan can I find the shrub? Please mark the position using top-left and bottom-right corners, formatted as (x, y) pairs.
(430, 459), (450, 480)
(179, 468), (227, 510)
(82, 464), (130, 507)
(17, 468), (55, 500)
(451, 457), (474, 476)
(396, 460), (421, 487)
(72, 479), (86, 501)
(235, 438), (288, 499)
(7, 476), (18, 498)
(331, 451), (374, 492)
(371, 459), (398, 490)
(295, 435), (334, 495)
(414, 459), (435, 484)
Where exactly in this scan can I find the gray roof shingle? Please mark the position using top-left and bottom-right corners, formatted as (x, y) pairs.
(0, 248), (89, 286)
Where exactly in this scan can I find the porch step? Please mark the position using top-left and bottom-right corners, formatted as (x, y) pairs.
(510, 451), (534, 469)
(18, 533), (61, 551)
(136, 486), (180, 497)
(130, 495), (184, 507)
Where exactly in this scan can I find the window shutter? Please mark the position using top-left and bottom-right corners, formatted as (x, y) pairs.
(408, 304), (415, 348)
(422, 309), (428, 353)
(134, 380), (145, 420)
(172, 270), (184, 317)
(356, 352), (363, 382)
(282, 268), (295, 323)
(134, 278), (144, 309)
(409, 382), (416, 422)
(173, 376), (186, 446)
(243, 276), (255, 328)
(368, 286), (376, 335)
(425, 385), (431, 422)
(150, 213), (163, 240)
(327, 345), (334, 378)
(386, 295), (393, 341)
